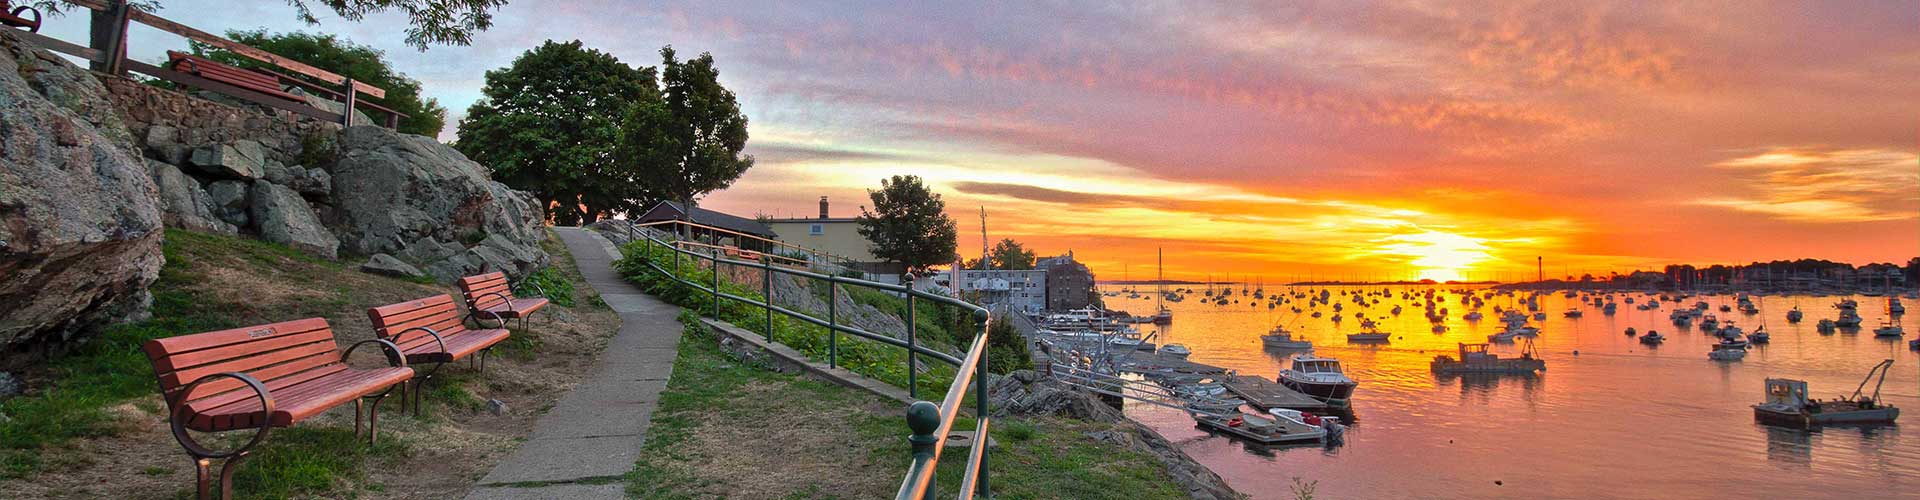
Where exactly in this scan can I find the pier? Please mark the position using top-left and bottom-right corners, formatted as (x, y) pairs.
(1222, 376), (1331, 411)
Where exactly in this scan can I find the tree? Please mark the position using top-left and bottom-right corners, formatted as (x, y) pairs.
(456, 40), (656, 225)
(192, 30), (447, 136)
(989, 238), (1036, 270)
(857, 175), (958, 275)
(45, 0), (508, 50)
(618, 46), (754, 220)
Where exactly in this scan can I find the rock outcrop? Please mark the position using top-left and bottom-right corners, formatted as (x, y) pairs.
(251, 180), (339, 259)
(0, 29), (163, 360)
(189, 139), (267, 179)
(148, 159), (238, 235)
(331, 126), (547, 280)
(989, 371), (1245, 500)
(361, 253), (425, 278)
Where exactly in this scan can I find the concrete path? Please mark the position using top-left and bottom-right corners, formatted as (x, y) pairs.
(465, 228), (681, 500)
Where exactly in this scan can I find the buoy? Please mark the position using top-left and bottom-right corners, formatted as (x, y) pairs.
(1572, 350), (1580, 356)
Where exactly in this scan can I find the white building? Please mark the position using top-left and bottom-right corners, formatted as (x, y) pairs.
(941, 269), (1048, 314)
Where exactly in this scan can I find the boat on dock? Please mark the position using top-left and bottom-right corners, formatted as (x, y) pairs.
(1159, 343), (1191, 358)
(1192, 410), (1329, 444)
(1753, 360), (1899, 428)
(1278, 354), (1357, 408)
(1431, 341), (1544, 374)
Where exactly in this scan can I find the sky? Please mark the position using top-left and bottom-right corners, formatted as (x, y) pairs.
(46, 1), (1920, 282)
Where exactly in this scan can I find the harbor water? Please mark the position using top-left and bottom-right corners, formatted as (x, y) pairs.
(1102, 286), (1919, 499)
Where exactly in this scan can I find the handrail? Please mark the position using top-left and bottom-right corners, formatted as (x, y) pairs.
(633, 218), (862, 269)
(620, 229), (992, 498)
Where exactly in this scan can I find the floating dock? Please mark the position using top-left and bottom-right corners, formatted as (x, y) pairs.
(1224, 376), (1331, 411)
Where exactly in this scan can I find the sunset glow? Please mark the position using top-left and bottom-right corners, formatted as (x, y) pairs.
(91, 1), (1919, 282)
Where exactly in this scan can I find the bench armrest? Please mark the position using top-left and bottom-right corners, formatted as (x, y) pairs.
(396, 327), (448, 356)
(170, 371), (275, 459)
(468, 307), (508, 330)
(517, 278), (550, 299)
(345, 338), (409, 369)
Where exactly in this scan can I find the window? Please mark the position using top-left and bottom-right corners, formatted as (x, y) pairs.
(809, 224), (824, 235)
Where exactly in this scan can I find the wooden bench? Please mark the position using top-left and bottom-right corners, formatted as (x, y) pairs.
(0, 1), (40, 33)
(458, 271), (550, 330)
(367, 294), (511, 415)
(143, 318), (410, 500)
(165, 50), (307, 103)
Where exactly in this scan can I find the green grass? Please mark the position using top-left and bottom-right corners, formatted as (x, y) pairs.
(613, 243), (959, 397)
(625, 311), (1190, 499)
(224, 426), (409, 499)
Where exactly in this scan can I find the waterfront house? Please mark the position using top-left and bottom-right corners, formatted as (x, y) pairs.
(1037, 251), (1097, 311)
(762, 196), (903, 275)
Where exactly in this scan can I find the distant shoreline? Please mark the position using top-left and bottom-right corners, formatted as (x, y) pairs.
(1099, 280), (1502, 286)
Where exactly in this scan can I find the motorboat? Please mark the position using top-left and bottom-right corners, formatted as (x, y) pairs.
(1431, 342), (1544, 374)
(1836, 310), (1863, 327)
(1278, 354), (1358, 407)
(1786, 308), (1802, 323)
(1159, 343), (1191, 358)
(1639, 331), (1666, 345)
(1261, 325), (1313, 349)
(1563, 309), (1583, 318)
(1817, 319), (1838, 333)
(1602, 302), (1618, 315)
(1747, 326), (1769, 344)
(1873, 320), (1904, 337)
(1709, 338), (1748, 360)
(1346, 326), (1391, 343)
(1753, 361), (1899, 428)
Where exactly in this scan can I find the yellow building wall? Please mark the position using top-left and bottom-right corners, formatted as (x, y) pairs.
(766, 221), (878, 261)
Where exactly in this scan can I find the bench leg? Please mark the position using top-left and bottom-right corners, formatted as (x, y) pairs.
(410, 362), (445, 417)
(217, 454), (249, 500)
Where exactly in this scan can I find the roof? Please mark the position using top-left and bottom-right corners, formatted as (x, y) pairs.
(635, 201), (777, 238)
(765, 217), (862, 224)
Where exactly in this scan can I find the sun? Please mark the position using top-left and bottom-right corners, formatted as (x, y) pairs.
(1418, 268), (1465, 282)
(1376, 230), (1492, 283)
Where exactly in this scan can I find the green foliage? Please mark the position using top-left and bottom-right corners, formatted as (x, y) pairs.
(286, 0), (509, 50)
(856, 175), (959, 275)
(986, 314), (1032, 374)
(457, 40), (657, 225)
(612, 242), (959, 397)
(229, 426), (408, 499)
(989, 238), (1036, 270)
(618, 46), (754, 214)
(194, 30), (448, 136)
(297, 130), (339, 168)
(515, 267), (577, 307)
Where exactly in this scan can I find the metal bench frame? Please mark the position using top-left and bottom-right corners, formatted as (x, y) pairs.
(368, 295), (512, 416)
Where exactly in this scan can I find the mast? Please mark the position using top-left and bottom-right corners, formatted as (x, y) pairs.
(978, 206), (988, 270)
(1156, 247), (1165, 311)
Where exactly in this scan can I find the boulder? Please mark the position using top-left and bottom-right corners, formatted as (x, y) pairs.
(331, 125), (547, 280)
(361, 253), (424, 278)
(0, 29), (163, 360)
(250, 180), (339, 259)
(0, 371), (19, 399)
(206, 180), (251, 228)
(189, 139), (267, 179)
(147, 159), (238, 235)
(289, 166), (331, 198)
(263, 159), (292, 184)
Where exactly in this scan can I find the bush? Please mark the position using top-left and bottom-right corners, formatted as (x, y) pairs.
(516, 266), (577, 307)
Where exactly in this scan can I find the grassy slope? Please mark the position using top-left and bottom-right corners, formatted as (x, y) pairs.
(0, 229), (616, 499)
(626, 312), (1189, 500)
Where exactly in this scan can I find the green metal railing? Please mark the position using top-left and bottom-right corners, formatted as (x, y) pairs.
(619, 223), (993, 499)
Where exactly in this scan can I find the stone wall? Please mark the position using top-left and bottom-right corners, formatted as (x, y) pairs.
(97, 76), (340, 169)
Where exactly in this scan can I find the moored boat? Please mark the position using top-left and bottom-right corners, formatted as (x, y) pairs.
(1753, 361), (1899, 428)
(1431, 342), (1544, 374)
(1262, 325), (1313, 349)
(1278, 354), (1358, 408)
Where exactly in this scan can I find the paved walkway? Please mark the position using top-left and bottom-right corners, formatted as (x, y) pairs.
(466, 228), (681, 500)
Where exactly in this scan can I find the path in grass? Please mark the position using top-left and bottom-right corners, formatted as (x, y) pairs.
(465, 228), (682, 500)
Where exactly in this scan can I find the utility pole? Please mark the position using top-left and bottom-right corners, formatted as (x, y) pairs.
(979, 206), (989, 270)
(1537, 256), (1543, 283)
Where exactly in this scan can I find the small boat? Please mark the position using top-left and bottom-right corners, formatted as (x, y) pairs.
(1753, 361), (1899, 428)
(1836, 310), (1863, 327)
(1602, 302), (1617, 315)
(1159, 343), (1191, 358)
(1431, 342), (1545, 374)
(1624, 327), (1638, 337)
(1709, 339), (1748, 360)
(1262, 325), (1313, 349)
(1747, 326), (1769, 344)
(1346, 327), (1391, 343)
(1639, 331), (1666, 345)
(1463, 311), (1483, 321)
(1278, 354), (1358, 407)
(1786, 308), (1802, 323)
(1563, 309), (1583, 318)
(1430, 323), (1447, 333)
(1817, 319), (1838, 333)
(1873, 320), (1904, 337)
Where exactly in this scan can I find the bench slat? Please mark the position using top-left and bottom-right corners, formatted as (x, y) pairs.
(149, 328), (333, 373)
(145, 317), (330, 361)
(160, 340), (338, 390)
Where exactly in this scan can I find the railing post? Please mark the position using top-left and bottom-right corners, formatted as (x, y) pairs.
(89, 0), (130, 75)
(711, 254), (722, 320)
(905, 273), (918, 399)
(828, 281), (839, 369)
(905, 401), (940, 500)
(341, 78), (357, 126)
(974, 308), (991, 497)
(762, 254), (774, 341)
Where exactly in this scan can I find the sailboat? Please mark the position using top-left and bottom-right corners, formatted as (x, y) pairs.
(1152, 248), (1172, 325)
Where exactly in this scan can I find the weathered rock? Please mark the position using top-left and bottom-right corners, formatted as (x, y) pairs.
(0, 372), (21, 399)
(189, 139), (267, 179)
(288, 87), (376, 126)
(289, 166), (331, 198)
(486, 398), (509, 416)
(250, 180), (339, 259)
(361, 253), (424, 278)
(206, 180), (252, 228)
(263, 159), (292, 184)
(331, 125), (547, 280)
(147, 159), (238, 235)
(0, 29), (163, 362)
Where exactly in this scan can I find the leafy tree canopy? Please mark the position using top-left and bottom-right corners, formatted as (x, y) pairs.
(192, 30), (447, 136)
(857, 175), (959, 275)
(990, 238), (1035, 270)
(619, 46), (754, 213)
(456, 40), (656, 225)
(36, 0), (508, 50)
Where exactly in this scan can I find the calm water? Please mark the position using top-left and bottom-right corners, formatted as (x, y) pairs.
(1100, 285), (1919, 499)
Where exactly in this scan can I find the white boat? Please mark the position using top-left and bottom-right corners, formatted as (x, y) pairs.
(1278, 354), (1358, 407)
(1159, 343), (1191, 357)
(1262, 325), (1313, 349)
(1709, 342), (1748, 361)
(1754, 362), (1899, 428)
(1873, 320), (1904, 337)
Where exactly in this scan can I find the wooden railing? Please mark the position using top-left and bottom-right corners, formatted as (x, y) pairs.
(14, 0), (403, 128)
